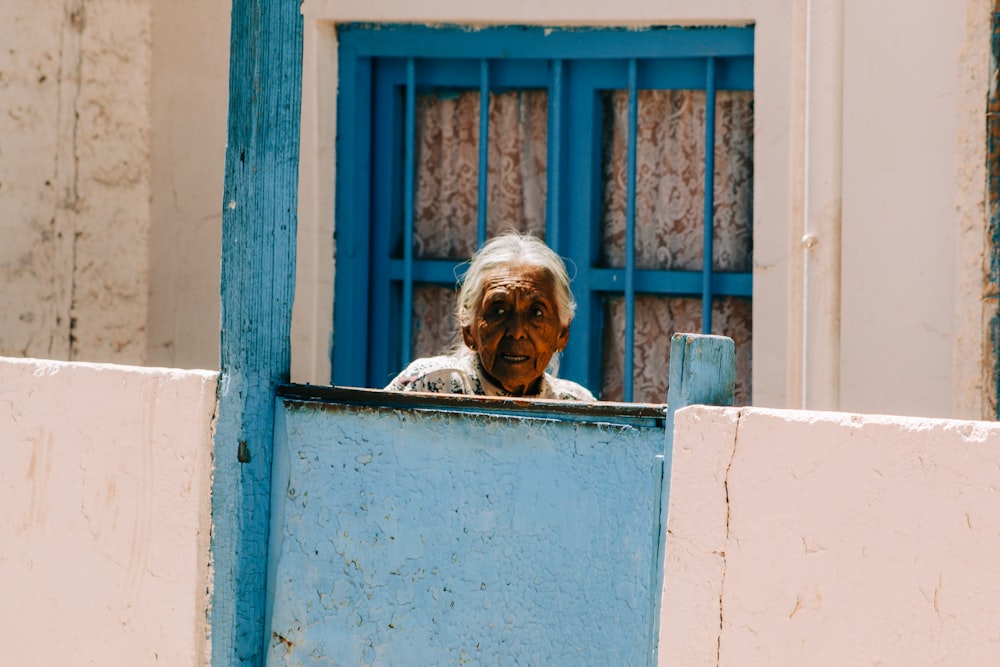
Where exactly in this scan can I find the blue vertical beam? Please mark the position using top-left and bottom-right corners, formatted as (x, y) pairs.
(332, 49), (372, 387)
(402, 58), (416, 364)
(624, 59), (638, 402)
(212, 0), (302, 664)
(368, 62), (397, 385)
(478, 59), (490, 248)
(702, 58), (717, 334)
(547, 59), (564, 252)
(561, 69), (603, 393)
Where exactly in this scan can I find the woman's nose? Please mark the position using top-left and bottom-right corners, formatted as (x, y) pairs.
(505, 312), (528, 338)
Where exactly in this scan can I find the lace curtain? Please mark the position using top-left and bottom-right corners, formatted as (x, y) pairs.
(409, 88), (754, 404)
(599, 90), (753, 404)
(411, 91), (547, 358)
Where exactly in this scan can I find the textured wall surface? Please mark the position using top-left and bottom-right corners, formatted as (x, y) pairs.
(268, 398), (667, 665)
(661, 405), (1000, 665)
(0, 0), (151, 364)
(0, 357), (217, 666)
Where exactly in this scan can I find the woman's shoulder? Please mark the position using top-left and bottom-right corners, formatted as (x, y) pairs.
(384, 354), (479, 394)
(543, 375), (597, 402)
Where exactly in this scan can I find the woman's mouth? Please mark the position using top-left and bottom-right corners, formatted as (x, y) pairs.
(500, 353), (530, 363)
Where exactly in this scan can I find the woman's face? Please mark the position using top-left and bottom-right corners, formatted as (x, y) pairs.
(462, 263), (570, 396)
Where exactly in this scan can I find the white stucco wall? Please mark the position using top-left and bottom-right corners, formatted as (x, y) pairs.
(0, 357), (217, 666)
(661, 404), (1000, 665)
(839, 0), (990, 419)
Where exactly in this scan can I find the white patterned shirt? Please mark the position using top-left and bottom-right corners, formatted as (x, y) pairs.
(385, 352), (596, 401)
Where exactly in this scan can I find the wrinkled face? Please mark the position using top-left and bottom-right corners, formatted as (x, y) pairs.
(462, 263), (570, 396)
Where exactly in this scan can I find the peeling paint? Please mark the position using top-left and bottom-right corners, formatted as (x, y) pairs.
(269, 395), (668, 664)
(988, 6), (1000, 417)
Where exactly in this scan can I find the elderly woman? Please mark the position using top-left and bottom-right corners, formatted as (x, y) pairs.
(386, 233), (595, 401)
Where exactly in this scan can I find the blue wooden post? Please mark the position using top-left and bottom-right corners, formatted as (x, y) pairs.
(663, 332), (736, 511)
(665, 332), (736, 437)
(211, 1), (303, 665)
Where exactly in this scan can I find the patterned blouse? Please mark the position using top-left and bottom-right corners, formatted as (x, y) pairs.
(385, 352), (596, 401)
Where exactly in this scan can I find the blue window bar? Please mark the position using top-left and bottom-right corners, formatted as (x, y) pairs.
(334, 24), (754, 401)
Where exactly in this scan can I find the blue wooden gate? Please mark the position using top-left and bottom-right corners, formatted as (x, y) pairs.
(266, 389), (670, 665)
(216, 331), (733, 666)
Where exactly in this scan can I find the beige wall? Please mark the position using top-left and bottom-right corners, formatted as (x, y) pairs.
(661, 404), (1000, 665)
(840, 0), (990, 419)
(148, 0), (230, 370)
(0, 357), (217, 666)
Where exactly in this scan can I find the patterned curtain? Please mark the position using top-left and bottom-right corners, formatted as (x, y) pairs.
(409, 88), (754, 404)
(410, 90), (548, 358)
(599, 90), (753, 404)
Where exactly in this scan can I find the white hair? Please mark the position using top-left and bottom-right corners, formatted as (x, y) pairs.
(456, 232), (576, 328)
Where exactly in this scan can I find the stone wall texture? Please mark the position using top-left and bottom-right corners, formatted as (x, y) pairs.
(0, 0), (152, 364)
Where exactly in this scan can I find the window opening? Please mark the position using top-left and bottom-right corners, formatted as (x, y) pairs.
(334, 24), (754, 403)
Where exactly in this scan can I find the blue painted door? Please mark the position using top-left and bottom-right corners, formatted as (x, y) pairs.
(265, 387), (670, 666)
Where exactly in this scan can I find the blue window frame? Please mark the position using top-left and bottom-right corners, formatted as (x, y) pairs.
(333, 24), (754, 400)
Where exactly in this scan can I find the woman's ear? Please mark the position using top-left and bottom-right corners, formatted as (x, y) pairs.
(461, 324), (476, 350)
(557, 324), (570, 351)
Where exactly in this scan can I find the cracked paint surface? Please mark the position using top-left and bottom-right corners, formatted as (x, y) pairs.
(268, 399), (668, 665)
(660, 405), (1000, 666)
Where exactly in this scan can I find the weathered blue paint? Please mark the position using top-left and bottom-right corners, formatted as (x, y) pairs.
(665, 333), (736, 437)
(212, 1), (303, 665)
(268, 394), (667, 665)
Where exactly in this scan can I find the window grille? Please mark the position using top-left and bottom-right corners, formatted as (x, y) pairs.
(333, 24), (754, 402)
